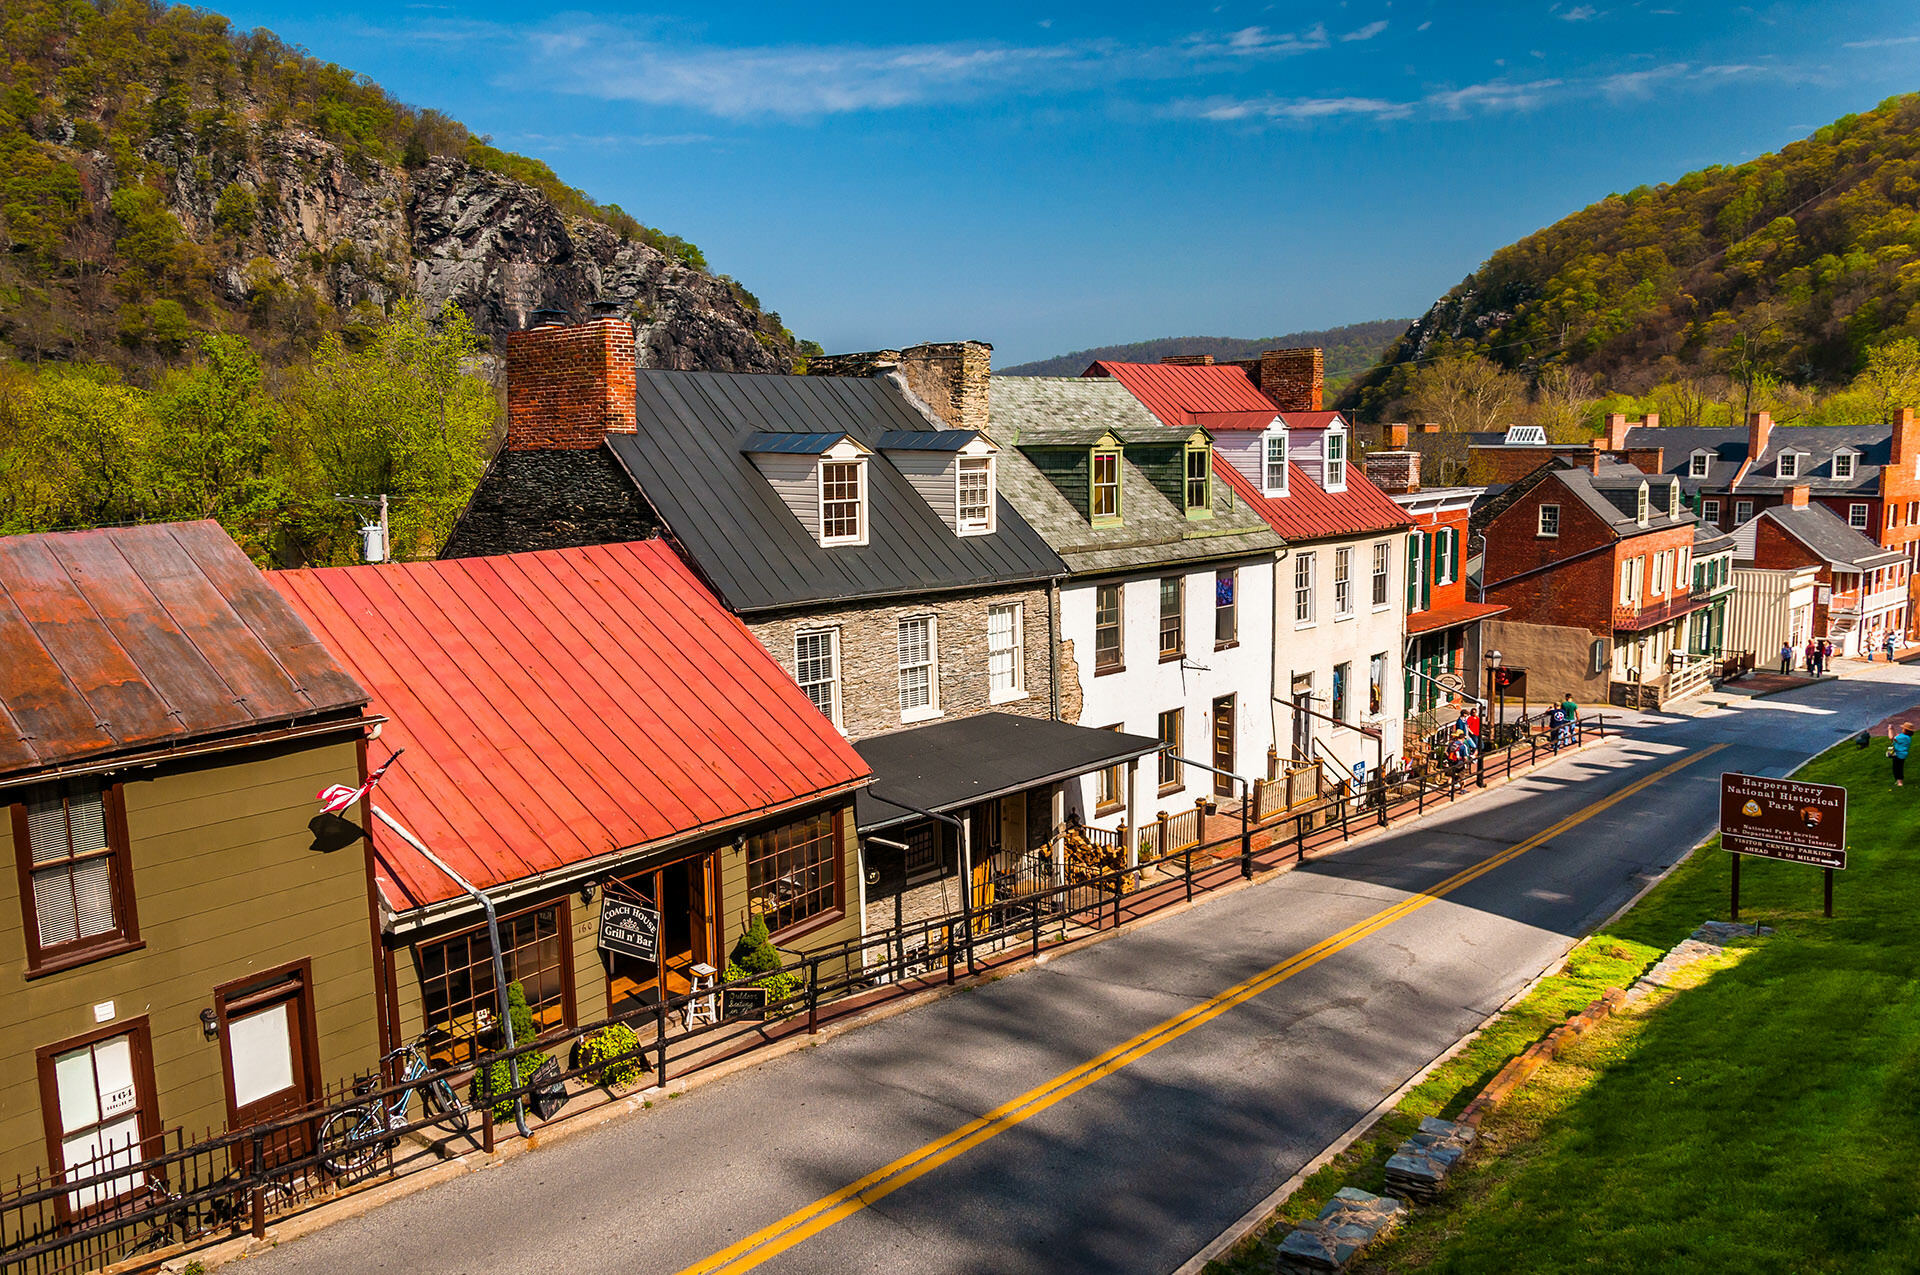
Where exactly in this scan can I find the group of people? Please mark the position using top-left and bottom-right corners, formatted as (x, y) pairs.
(1439, 693), (1582, 775)
(1865, 632), (1901, 662)
(1780, 633), (1904, 674)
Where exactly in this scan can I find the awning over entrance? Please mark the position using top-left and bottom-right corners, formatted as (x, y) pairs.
(1406, 600), (1508, 635)
(854, 712), (1161, 832)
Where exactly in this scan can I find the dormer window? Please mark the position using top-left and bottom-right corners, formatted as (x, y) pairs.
(1834, 450), (1857, 480)
(957, 456), (994, 534)
(1091, 448), (1121, 524)
(1636, 483), (1650, 525)
(1689, 451), (1711, 478)
(1324, 426), (1347, 492)
(1263, 430), (1289, 496)
(1669, 481), (1681, 518)
(820, 458), (866, 545)
(1777, 451), (1799, 479)
(1184, 442), (1212, 516)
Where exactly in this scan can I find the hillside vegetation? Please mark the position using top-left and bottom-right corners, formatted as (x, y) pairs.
(1345, 93), (1920, 425)
(1003, 319), (1410, 386)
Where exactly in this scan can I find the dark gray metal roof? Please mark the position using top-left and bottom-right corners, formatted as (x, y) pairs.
(741, 431), (851, 455)
(876, 430), (981, 451)
(1552, 461), (1695, 536)
(1756, 503), (1905, 570)
(607, 371), (1066, 614)
(854, 712), (1161, 831)
(1625, 423), (1889, 496)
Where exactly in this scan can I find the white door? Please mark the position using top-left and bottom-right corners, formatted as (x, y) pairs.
(52, 1033), (146, 1210)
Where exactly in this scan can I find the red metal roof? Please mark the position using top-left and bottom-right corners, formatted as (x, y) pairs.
(0, 522), (368, 781)
(271, 541), (870, 911)
(1406, 600), (1509, 635)
(1087, 361), (1278, 431)
(1214, 458), (1414, 541)
(1279, 411), (1345, 432)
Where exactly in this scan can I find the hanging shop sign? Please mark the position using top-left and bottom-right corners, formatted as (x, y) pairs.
(598, 897), (661, 963)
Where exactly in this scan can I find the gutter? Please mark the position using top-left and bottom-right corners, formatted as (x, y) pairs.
(0, 713), (383, 794)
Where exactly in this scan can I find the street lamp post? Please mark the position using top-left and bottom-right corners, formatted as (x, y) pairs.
(1479, 649), (1503, 788)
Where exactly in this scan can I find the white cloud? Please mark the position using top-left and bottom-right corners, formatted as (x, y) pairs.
(1427, 77), (1562, 113)
(1560, 4), (1599, 20)
(1182, 94), (1411, 121)
(1341, 20), (1390, 42)
(1842, 34), (1920, 49)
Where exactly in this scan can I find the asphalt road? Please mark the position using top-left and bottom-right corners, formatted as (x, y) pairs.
(243, 667), (1920, 1275)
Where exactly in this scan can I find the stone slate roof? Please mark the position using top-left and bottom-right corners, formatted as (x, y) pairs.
(607, 370), (1066, 614)
(1693, 522), (1738, 554)
(991, 377), (1282, 576)
(1747, 503), (1905, 570)
(1624, 423), (1890, 497)
(1552, 460), (1696, 535)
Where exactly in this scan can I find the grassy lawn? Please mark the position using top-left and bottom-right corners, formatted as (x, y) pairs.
(1349, 738), (1920, 1274)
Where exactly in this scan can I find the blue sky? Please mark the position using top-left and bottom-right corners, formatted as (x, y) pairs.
(218, 1), (1920, 365)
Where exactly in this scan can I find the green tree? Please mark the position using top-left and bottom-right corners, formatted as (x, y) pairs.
(1403, 353), (1526, 433)
(1854, 337), (1920, 418)
(12, 367), (154, 529)
(147, 335), (288, 549)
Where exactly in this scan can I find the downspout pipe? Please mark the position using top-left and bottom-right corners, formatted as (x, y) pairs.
(371, 804), (529, 1138)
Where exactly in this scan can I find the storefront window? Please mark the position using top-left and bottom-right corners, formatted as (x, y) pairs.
(419, 904), (570, 1040)
(747, 810), (840, 933)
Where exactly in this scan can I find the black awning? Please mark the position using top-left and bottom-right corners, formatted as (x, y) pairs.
(853, 712), (1161, 832)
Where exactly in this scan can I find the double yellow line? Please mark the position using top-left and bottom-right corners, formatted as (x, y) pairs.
(677, 744), (1724, 1275)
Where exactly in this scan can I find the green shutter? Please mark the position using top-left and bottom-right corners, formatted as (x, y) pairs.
(1422, 533), (1434, 610)
(1406, 536), (1419, 613)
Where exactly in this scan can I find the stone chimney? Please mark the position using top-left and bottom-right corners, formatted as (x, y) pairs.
(1785, 483), (1811, 509)
(1160, 354), (1215, 366)
(504, 313), (637, 451)
(1387, 423), (1410, 447)
(1365, 449), (1421, 496)
(1892, 407), (1918, 468)
(1747, 411), (1773, 463)
(1258, 347), (1324, 412)
(809, 340), (991, 433)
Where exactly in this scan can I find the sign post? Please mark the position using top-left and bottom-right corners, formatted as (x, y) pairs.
(1718, 772), (1848, 921)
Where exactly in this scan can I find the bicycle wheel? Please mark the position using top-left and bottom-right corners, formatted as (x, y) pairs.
(424, 1077), (470, 1133)
(318, 1106), (384, 1177)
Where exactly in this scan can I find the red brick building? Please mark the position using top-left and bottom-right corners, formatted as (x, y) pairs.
(1617, 407), (1920, 638)
(1476, 458), (1712, 707)
(1729, 486), (1908, 656)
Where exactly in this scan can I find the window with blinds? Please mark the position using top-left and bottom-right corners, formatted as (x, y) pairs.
(19, 780), (133, 968)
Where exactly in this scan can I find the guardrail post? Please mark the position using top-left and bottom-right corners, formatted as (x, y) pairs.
(654, 1000), (669, 1087)
(946, 925), (956, 985)
(249, 1130), (266, 1238)
(482, 1103), (495, 1155)
(1031, 897), (1042, 956)
(807, 957), (820, 1035)
(1184, 842), (1193, 903)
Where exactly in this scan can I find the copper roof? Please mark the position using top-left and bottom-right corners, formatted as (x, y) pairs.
(0, 522), (368, 781)
(271, 540), (871, 911)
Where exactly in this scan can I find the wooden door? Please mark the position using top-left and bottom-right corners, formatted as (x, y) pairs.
(217, 963), (319, 1165)
(1212, 696), (1236, 796)
(690, 852), (715, 968)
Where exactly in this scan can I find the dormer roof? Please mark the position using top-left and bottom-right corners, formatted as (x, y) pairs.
(876, 429), (991, 453)
(741, 431), (864, 456)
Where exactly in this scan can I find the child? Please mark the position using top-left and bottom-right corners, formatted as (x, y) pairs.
(1890, 723), (1912, 789)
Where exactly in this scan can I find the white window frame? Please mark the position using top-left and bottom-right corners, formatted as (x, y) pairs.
(1777, 452), (1799, 479)
(1333, 547), (1353, 619)
(1636, 484), (1650, 525)
(819, 457), (868, 546)
(1735, 499), (1754, 524)
(793, 629), (841, 728)
(956, 456), (995, 535)
(1294, 551), (1317, 628)
(1331, 661), (1351, 724)
(1702, 498), (1721, 524)
(1653, 550), (1669, 596)
(1323, 425), (1347, 492)
(1263, 429), (1289, 496)
(1370, 541), (1390, 609)
(1834, 450), (1857, 481)
(987, 603), (1024, 701)
(1433, 529), (1456, 587)
(897, 616), (939, 720)
(1850, 503), (1870, 530)
(1689, 451), (1711, 478)
(1538, 504), (1561, 538)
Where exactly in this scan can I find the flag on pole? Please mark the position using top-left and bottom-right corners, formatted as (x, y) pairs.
(317, 749), (403, 815)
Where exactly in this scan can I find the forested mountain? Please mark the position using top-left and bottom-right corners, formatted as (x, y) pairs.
(1002, 320), (1410, 385)
(1343, 92), (1920, 422)
(0, 0), (801, 372)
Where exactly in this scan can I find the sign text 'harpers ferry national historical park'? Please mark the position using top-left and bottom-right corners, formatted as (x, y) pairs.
(1719, 772), (1849, 871)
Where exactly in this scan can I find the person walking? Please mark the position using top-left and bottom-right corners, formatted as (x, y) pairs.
(1822, 638), (1835, 673)
(1886, 633), (1897, 663)
(1889, 723), (1912, 789)
(1779, 641), (1793, 674)
(1467, 704), (1483, 751)
(1805, 639), (1820, 677)
(1560, 692), (1579, 745)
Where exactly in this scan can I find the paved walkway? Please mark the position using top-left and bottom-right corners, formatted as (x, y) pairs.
(242, 666), (1920, 1275)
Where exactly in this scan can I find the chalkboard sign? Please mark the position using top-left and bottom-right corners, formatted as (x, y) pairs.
(527, 1055), (568, 1121)
(722, 984), (769, 1022)
(598, 897), (661, 963)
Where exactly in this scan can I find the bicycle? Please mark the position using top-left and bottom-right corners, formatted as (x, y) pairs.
(318, 1030), (469, 1177)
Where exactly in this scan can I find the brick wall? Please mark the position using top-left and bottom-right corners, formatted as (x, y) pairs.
(505, 317), (637, 451)
(1364, 449), (1420, 495)
(1259, 347), (1323, 412)
(1482, 473), (1618, 635)
(1881, 408), (1920, 636)
(749, 584), (1054, 741)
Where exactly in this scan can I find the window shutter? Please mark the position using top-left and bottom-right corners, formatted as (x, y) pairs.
(1405, 537), (1418, 612)
(1422, 536), (1433, 610)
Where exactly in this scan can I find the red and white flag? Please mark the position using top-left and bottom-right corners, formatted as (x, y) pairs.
(317, 749), (403, 815)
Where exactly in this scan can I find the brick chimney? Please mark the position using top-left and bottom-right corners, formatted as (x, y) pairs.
(1892, 407), (1918, 468)
(1786, 483), (1810, 508)
(1747, 411), (1773, 463)
(1418, 422), (1441, 434)
(1258, 347), (1323, 412)
(810, 340), (991, 432)
(504, 313), (637, 451)
(1387, 423), (1410, 448)
(1365, 449), (1421, 496)
(1160, 354), (1215, 366)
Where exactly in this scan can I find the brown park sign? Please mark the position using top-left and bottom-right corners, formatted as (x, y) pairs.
(1719, 771), (1848, 870)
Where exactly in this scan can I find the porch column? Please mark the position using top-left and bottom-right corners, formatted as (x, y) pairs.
(1124, 756), (1142, 871)
(1050, 783), (1066, 886)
